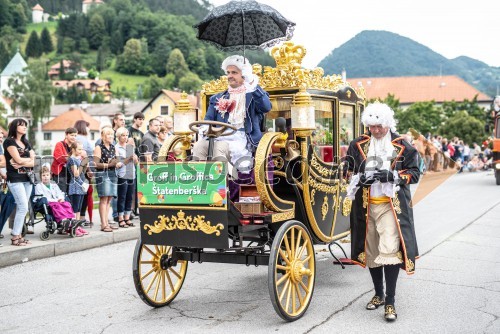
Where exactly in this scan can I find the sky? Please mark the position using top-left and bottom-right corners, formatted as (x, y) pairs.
(208, 0), (500, 70)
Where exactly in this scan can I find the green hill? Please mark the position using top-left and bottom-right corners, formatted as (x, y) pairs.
(318, 30), (500, 98)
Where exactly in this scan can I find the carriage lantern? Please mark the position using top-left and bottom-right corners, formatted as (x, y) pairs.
(291, 84), (315, 130)
(173, 92), (197, 134)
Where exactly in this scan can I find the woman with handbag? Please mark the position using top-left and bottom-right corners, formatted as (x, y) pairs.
(3, 119), (35, 246)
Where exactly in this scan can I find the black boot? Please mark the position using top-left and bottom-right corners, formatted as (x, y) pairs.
(384, 264), (400, 321)
(366, 266), (385, 310)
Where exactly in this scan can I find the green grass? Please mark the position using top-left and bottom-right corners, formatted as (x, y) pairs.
(101, 67), (149, 93)
(21, 22), (58, 59)
(26, 21), (58, 34)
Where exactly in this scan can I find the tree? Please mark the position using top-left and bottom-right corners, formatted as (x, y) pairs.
(62, 37), (76, 53)
(110, 29), (124, 55)
(0, 41), (9, 70)
(394, 101), (443, 134)
(58, 59), (66, 80)
(79, 38), (90, 54)
(187, 48), (208, 79)
(40, 27), (54, 53)
(0, 0), (13, 29)
(116, 38), (144, 75)
(178, 71), (203, 93)
(439, 111), (486, 145)
(11, 3), (27, 33)
(88, 14), (106, 49)
(166, 48), (189, 87)
(25, 31), (42, 58)
(149, 37), (171, 76)
(5, 60), (53, 141)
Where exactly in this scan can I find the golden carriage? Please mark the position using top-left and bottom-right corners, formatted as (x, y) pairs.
(132, 41), (365, 321)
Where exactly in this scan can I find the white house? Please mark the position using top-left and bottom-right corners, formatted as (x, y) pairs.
(82, 0), (104, 14)
(32, 4), (44, 23)
(0, 50), (28, 97)
(41, 108), (100, 155)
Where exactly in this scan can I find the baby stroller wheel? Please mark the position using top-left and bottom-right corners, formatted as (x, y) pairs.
(40, 231), (50, 241)
(21, 222), (28, 237)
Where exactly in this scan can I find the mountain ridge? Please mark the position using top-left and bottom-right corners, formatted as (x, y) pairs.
(318, 30), (499, 98)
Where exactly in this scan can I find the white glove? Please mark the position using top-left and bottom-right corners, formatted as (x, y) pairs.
(241, 63), (253, 84)
(198, 125), (209, 137)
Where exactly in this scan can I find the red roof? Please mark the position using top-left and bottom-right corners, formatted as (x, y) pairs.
(32, 4), (44, 11)
(50, 60), (73, 70)
(350, 75), (491, 104)
(52, 79), (110, 90)
(162, 90), (198, 108)
(42, 108), (100, 131)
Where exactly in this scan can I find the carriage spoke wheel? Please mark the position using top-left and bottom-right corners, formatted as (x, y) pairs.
(269, 220), (315, 321)
(133, 240), (188, 307)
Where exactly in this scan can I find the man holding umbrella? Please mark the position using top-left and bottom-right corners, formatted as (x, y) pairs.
(192, 55), (272, 176)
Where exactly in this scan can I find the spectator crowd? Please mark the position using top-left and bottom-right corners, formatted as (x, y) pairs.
(406, 131), (495, 174)
(0, 112), (174, 246)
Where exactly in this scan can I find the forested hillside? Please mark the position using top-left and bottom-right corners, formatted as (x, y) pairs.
(318, 30), (500, 97)
(1, 0), (275, 102)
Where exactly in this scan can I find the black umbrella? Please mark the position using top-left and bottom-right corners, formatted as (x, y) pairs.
(194, 0), (295, 56)
(0, 190), (15, 234)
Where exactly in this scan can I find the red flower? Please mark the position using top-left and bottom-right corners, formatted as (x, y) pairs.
(216, 98), (236, 115)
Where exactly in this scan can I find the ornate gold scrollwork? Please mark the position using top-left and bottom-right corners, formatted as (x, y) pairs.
(310, 189), (316, 205)
(144, 210), (224, 236)
(321, 195), (329, 220)
(392, 195), (402, 214)
(358, 252), (366, 265)
(310, 154), (336, 177)
(342, 197), (352, 216)
(202, 42), (366, 97)
(331, 194), (337, 211)
(272, 156), (285, 170)
(406, 258), (415, 272)
(362, 188), (369, 208)
(308, 175), (338, 194)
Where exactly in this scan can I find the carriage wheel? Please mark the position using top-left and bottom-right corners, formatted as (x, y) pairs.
(496, 170), (500, 185)
(132, 240), (188, 307)
(269, 220), (316, 321)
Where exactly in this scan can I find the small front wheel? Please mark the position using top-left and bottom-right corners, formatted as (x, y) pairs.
(40, 231), (50, 241)
(132, 240), (188, 307)
(269, 220), (316, 321)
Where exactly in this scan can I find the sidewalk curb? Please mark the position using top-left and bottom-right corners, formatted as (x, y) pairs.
(0, 227), (139, 268)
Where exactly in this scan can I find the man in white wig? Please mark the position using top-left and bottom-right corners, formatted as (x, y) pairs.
(344, 102), (420, 322)
(192, 55), (271, 176)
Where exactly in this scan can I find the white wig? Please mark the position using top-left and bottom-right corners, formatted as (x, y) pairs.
(361, 102), (397, 132)
(221, 55), (253, 80)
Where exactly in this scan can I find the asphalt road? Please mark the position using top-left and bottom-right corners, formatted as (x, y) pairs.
(1, 170), (499, 334)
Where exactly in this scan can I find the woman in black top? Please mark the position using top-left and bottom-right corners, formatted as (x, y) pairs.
(3, 119), (35, 246)
(93, 127), (123, 232)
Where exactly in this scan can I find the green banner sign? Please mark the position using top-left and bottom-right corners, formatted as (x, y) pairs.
(137, 162), (227, 206)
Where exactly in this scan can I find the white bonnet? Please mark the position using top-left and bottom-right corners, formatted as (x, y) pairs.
(361, 102), (397, 132)
(221, 55), (253, 80)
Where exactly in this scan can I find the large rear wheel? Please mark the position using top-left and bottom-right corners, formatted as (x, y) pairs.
(132, 240), (188, 307)
(495, 169), (500, 185)
(269, 220), (315, 321)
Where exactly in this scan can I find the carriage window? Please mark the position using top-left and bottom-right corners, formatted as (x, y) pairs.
(339, 104), (355, 158)
(312, 110), (333, 162)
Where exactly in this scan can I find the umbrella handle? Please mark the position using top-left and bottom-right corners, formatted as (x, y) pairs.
(241, 9), (245, 62)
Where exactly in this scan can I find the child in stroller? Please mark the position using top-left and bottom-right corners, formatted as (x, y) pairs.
(33, 165), (88, 239)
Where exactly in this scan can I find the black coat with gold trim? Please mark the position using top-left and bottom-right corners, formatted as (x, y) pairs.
(345, 132), (420, 274)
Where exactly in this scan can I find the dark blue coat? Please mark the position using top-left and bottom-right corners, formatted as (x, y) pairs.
(204, 85), (272, 149)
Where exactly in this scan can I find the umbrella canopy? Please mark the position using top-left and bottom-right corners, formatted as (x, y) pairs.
(194, 0), (295, 51)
